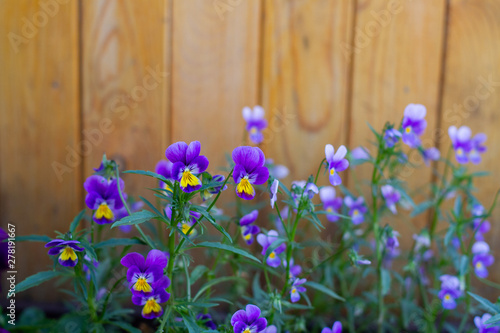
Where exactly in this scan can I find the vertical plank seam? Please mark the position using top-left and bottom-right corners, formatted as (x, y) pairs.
(344, 0), (358, 188)
(427, 0), (451, 227)
(167, 0), (174, 146)
(257, 0), (266, 156)
(77, 0), (84, 211)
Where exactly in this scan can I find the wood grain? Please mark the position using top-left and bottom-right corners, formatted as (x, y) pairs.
(261, 0), (355, 183)
(82, 0), (171, 195)
(170, 0), (262, 169)
(440, 0), (500, 285)
(0, 0), (80, 300)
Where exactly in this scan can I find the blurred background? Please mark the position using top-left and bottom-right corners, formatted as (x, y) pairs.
(0, 0), (499, 305)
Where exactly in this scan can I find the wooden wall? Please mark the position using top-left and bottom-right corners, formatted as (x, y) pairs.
(1, 0), (499, 301)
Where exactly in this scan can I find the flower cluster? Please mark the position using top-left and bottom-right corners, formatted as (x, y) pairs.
(45, 239), (84, 267)
(448, 126), (487, 164)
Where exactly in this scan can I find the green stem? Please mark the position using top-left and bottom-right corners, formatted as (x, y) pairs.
(314, 158), (326, 184)
(340, 269), (355, 332)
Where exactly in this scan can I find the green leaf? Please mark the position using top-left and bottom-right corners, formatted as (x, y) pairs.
(111, 210), (157, 228)
(191, 241), (260, 263)
(190, 265), (209, 285)
(459, 255), (469, 276)
(93, 238), (144, 249)
(381, 268), (391, 296)
(16, 271), (61, 294)
(304, 281), (345, 301)
(468, 291), (500, 314)
(411, 200), (434, 217)
(70, 209), (86, 234)
(180, 312), (201, 333)
(193, 276), (244, 301)
(484, 313), (500, 327)
(107, 321), (142, 333)
(79, 238), (98, 262)
(191, 205), (232, 242)
(123, 170), (169, 183)
(264, 237), (287, 260)
(14, 235), (52, 243)
(453, 195), (463, 217)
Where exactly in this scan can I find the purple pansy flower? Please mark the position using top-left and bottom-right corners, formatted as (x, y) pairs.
(290, 278), (307, 303)
(283, 258), (302, 279)
(266, 158), (289, 179)
(243, 106), (268, 144)
(472, 241), (494, 278)
(357, 259), (371, 265)
(132, 276), (170, 319)
(438, 275), (462, 310)
(201, 174), (228, 201)
(325, 144), (349, 186)
(472, 204), (491, 240)
(232, 146), (270, 200)
(45, 239), (84, 267)
(469, 132), (487, 164)
(344, 196), (367, 225)
(386, 232), (400, 251)
(320, 186), (343, 222)
(475, 313), (500, 333)
(84, 175), (125, 224)
(257, 230), (286, 267)
(165, 205), (201, 237)
(448, 126), (472, 164)
(231, 304), (267, 333)
(422, 147), (440, 166)
(384, 128), (402, 148)
(262, 325), (277, 333)
(166, 141), (209, 193)
(291, 181), (319, 201)
(240, 210), (261, 245)
(197, 313), (217, 330)
(0, 228), (9, 271)
(155, 160), (174, 192)
(381, 185), (401, 214)
(322, 321), (342, 333)
(402, 104), (427, 148)
(270, 179), (279, 208)
(351, 146), (370, 161)
(120, 249), (169, 296)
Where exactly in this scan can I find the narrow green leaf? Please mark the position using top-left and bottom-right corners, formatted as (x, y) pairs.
(468, 291), (500, 314)
(111, 210), (157, 228)
(190, 265), (209, 285)
(16, 271), (61, 294)
(484, 313), (500, 326)
(193, 276), (244, 301)
(107, 321), (142, 333)
(381, 268), (391, 296)
(79, 238), (98, 262)
(94, 238), (144, 249)
(14, 235), (52, 243)
(123, 170), (169, 183)
(180, 313), (201, 333)
(411, 200), (434, 217)
(191, 241), (260, 263)
(304, 281), (345, 301)
(70, 209), (86, 234)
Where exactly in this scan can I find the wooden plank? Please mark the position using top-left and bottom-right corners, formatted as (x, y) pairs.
(440, 0), (500, 284)
(261, 0), (355, 182)
(0, 0), (80, 300)
(348, 0), (447, 245)
(82, 0), (171, 195)
(170, 0), (261, 169)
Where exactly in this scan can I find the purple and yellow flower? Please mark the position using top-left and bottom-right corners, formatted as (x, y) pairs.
(438, 275), (462, 310)
(243, 106), (268, 144)
(231, 304), (267, 333)
(402, 104), (427, 148)
(197, 313), (217, 330)
(45, 239), (84, 267)
(472, 241), (494, 278)
(474, 313), (500, 333)
(232, 146), (269, 200)
(384, 128), (402, 148)
(120, 249), (169, 296)
(270, 179), (279, 208)
(290, 278), (307, 303)
(165, 205), (201, 237)
(325, 144), (349, 186)
(322, 321), (342, 333)
(166, 141), (209, 193)
(344, 196), (367, 225)
(283, 258), (302, 279)
(240, 210), (260, 245)
(201, 174), (228, 201)
(320, 186), (343, 222)
(84, 175), (125, 224)
(132, 276), (170, 319)
(381, 185), (401, 214)
(155, 159), (174, 192)
(469, 132), (487, 164)
(422, 147), (440, 166)
(256, 230), (286, 267)
(448, 126), (487, 164)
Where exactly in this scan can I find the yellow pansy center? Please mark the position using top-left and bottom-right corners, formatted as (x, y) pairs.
(163, 182), (173, 192)
(269, 252), (276, 259)
(243, 329), (252, 333)
(330, 168), (335, 175)
(457, 148), (464, 156)
(353, 209), (359, 216)
(181, 222), (193, 235)
(142, 298), (161, 316)
(237, 177), (255, 197)
(133, 277), (152, 293)
(244, 233), (252, 241)
(405, 127), (411, 133)
(327, 207), (333, 212)
(476, 262), (483, 269)
(292, 287), (297, 294)
(59, 246), (77, 261)
(444, 294), (451, 301)
(180, 169), (201, 189)
(250, 127), (258, 134)
(95, 203), (114, 220)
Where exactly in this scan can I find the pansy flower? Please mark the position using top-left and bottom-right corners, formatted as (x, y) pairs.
(344, 196), (367, 225)
(262, 325), (278, 333)
(166, 141), (209, 193)
(120, 249), (168, 296)
(132, 276), (170, 319)
(320, 186), (343, 222)
(469, 132), (487, 164)
(438, 275), (462, 310)
(381, 185), (401, 214)
(422, 147), (440, 166)
(384, 128), (402, 148)
(165, 205), (201, 237)
(322, 321), (342, 333)
(291, 181), (319, 201)
(84, 175), (125, 224)
(283, 258), (302, 279)
(474, 313), (500, 333)
(266, 158), (289, 179)
(325, 144), (349, 186)
(402, 104), (427, 148)
(472, 204), (491, 240)
(240, 210), (260, 245)
(197, 313), (217, 330)
(290, 278), (307, 303)
(350, 146), (370, 163)
(243, 106), (268, 144)
(45, 240), (84, 267)
(232, 146), (269, 200)
(472, 241), (494, 278)
(201, 174), (228, 201)
(270, 179), (279, 208)
(231, 304), (267, 333)
(155, 160), (174, 192)
(257, 230), (286, 267)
